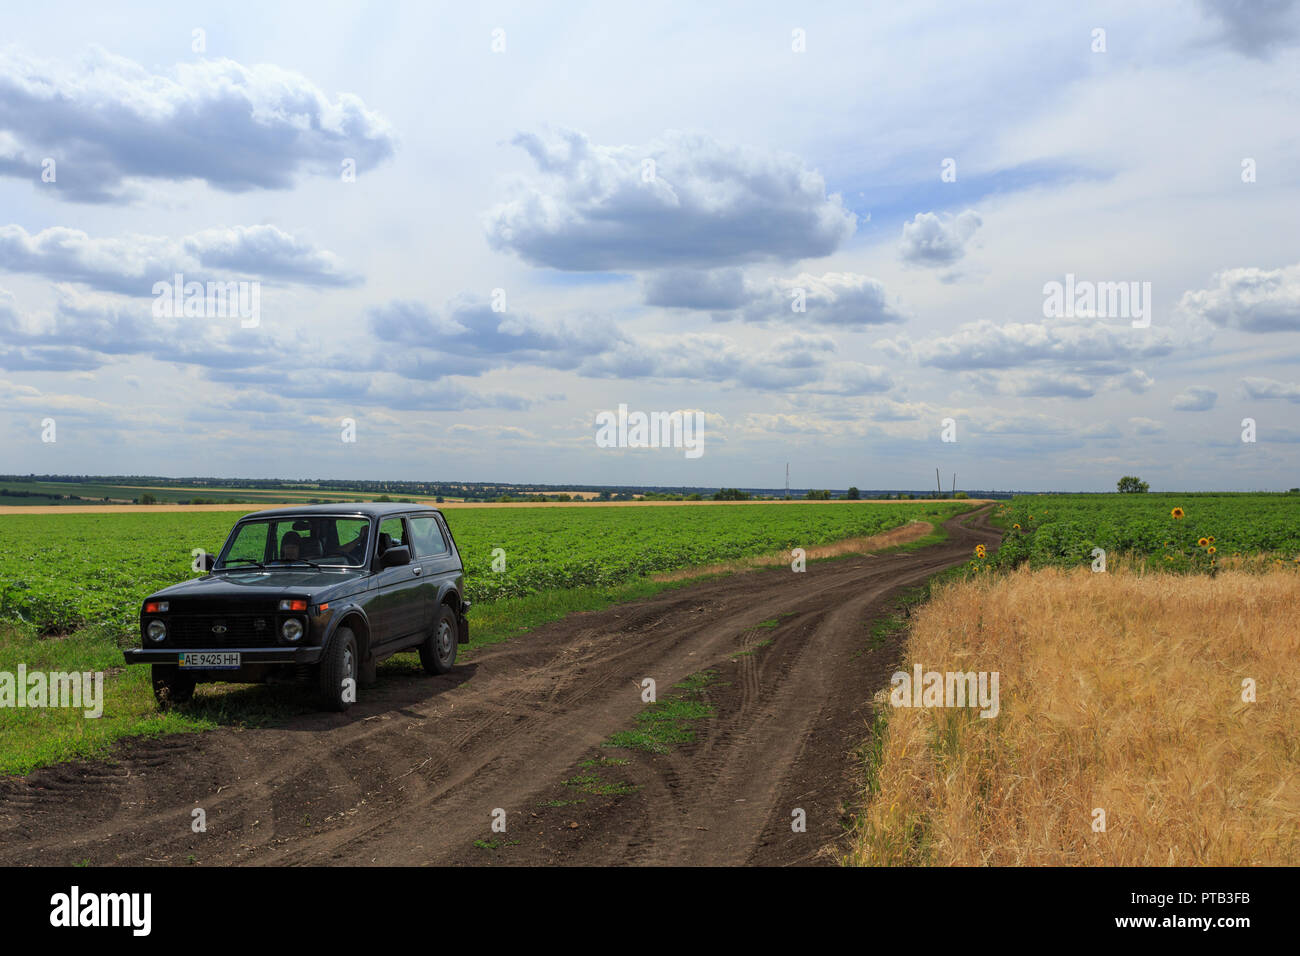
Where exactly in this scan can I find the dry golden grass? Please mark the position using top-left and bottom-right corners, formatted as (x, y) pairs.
(846, 564), (1300, 866)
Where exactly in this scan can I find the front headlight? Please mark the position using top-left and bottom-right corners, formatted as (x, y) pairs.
(147, 619), (167, 643)
(281, 618), (304, 642)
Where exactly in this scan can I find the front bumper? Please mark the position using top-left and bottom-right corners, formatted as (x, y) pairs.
(123, 646), (325, 666)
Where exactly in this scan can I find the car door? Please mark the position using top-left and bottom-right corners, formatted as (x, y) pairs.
(407, 514), (458, 634)
(370, 516), (423, 647)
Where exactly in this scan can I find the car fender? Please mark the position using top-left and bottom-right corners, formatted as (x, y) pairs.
(434, 580), (470, 644)
(321, 603), (372, 655)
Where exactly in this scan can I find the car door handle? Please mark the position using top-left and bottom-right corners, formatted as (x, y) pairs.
(412, 567), (422, 575)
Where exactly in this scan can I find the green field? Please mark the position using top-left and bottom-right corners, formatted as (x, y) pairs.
(0, 501), (966, 634)
(992, 493), (1300, 570)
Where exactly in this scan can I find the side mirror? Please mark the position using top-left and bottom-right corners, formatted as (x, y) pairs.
(203, 553), (216, 572)
(379, 545), (411, 569)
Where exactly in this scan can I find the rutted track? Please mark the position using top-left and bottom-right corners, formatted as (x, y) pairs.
(0, 506), (1000, 866)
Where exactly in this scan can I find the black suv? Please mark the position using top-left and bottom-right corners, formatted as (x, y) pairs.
(124, 504), (470, 712)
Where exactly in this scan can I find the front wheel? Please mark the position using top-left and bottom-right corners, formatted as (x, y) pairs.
(151, 665), (196, 707)
(318, 626), (359, 712)
(419, 605), (458, 675)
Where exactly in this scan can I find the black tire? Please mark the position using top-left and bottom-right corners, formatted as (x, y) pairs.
(318, 626), (359, 712)
(151, 665), (196, 707)
(419, 605), (458, 675)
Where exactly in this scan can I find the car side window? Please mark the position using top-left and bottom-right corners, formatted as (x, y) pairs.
(408, 516), (449, 557)
(377, 517), (406, 555)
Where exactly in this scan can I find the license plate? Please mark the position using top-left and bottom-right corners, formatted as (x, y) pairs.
(179, 652), (241, 669)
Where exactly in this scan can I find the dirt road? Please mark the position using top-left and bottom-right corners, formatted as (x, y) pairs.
(0, 506), (1000, 866)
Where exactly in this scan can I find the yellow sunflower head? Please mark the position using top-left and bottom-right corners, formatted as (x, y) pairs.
(1207, 546), (1216, 555)
(1171, 508), (1185, 519)
(1012, 523), (1021, 530)
(1198, 537), (1209, 548)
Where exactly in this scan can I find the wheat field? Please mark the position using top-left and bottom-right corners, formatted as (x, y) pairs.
(847, 564), (1300, 866)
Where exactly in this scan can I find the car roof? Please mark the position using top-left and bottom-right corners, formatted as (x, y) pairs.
(240, 502), (442, 520)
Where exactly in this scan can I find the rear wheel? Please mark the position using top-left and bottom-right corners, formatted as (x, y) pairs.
(151, 665), (196, 707)
(318, 626), (359, 712)
(419, 605), (458, 675)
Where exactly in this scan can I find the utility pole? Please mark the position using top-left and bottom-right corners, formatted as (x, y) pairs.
(952, 472), (956, 496)
(785, 463), (790, 500)
(936, 468), (942, 496)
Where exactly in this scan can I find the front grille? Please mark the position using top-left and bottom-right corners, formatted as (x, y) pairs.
(169, 599), (280, 616)
(166, 615), (279, 648)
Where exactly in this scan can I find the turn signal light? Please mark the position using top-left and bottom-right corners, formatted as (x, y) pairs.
(279, 599), (308, 612)
(144, 601), (169, 613)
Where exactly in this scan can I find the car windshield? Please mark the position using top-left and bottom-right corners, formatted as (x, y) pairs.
(216, 516), (372, 569)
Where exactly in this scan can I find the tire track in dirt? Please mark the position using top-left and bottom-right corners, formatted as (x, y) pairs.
(0, 506), (1000, 866)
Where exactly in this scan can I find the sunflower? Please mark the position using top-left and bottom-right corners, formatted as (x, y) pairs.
(1208, 536), (1216, 544)
(1171, 508), (1185, 519)
(1198, 537), (1209, 548)
(1207, 546), (1216, 555)
(974, 545), (987, 558)
(1012, 523), (1021, 531)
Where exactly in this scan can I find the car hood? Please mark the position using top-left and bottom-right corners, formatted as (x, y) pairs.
(148, 568), (369, 604)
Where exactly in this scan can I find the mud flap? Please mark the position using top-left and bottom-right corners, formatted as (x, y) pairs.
(458, 599), (472, 644)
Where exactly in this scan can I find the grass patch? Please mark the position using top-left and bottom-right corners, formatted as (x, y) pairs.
(473, 839), (519, 851)
(563, 773), (640, 796)
(870, 520), (952, 554)
(603, 669), (719, 755)
(578, 756), (629, 768)
(865, 614), (903, 651)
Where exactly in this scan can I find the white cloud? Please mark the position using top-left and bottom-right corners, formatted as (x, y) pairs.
(485, 128), (856, 270)
(0, 224), (359, 293)
(891, 318), (1175, 370)
(646, 270), (904, 328)
(1179, 262), (1300, 333)
(1242, 376), (1300, 402)
(899, 210), (982, 266)
(1172, 386), (1218, 411)
(0, 46), (396, 202)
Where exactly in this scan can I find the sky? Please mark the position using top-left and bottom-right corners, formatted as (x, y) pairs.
(1, 0), (1299, 492)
